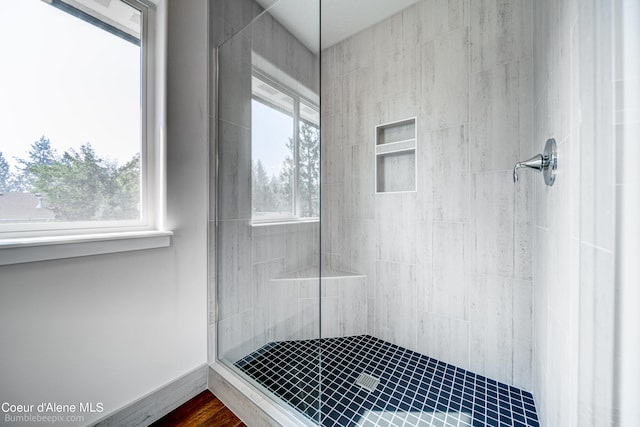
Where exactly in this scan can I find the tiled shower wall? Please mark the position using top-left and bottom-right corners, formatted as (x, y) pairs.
(532, 0), (617, 426)
(320, 0), (534, 391)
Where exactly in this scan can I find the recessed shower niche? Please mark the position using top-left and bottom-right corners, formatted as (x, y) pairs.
(375, 117), (417, 193)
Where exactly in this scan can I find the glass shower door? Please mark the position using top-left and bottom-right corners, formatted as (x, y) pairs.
(215, 0), (322, 423)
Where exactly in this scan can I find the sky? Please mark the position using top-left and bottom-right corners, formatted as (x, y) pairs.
(252, 99), (294, 178)
(0, 0), (141, 170)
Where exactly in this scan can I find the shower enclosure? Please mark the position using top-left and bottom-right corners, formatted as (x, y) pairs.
(211, 0), (620, 426)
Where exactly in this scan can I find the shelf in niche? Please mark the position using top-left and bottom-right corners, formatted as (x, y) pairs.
(375, 118), (417, 193)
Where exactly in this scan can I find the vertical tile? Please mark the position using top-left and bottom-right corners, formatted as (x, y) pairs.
(375, 91), (418, 127)
(218, 310), (253, 363)
(420, 27), (469, 131)
(299, 297), (320, 340)
(469, 61), (522, 173)
(472, 171), (515, 277)
(320, 114), (344, 186)
(344, 219), (376, 296)
(519, 57), (535, 160)
(373, 12), (407, 101)
(321, 185), (343, 261)
(218, 27), (252, 128)
(376, 261), (416, 351)
(338, 277), (367, 336)
(376, 193), (417, 265)
(431, 126), (470, 222)
(284, 223), (319, 273)
(342, 67), (374, 146)
(430, 222), (469, 321)
(321, 44), (343, 117)
(533, 226), (549, 392)
(469, 275), (513, 385)
(417, 311), (470, 369)
(341, 26), (375, 75)
(321, 296), (340, 338)
(270, 280), (299, 342)
(416, 221), (433, 312)
(514, 169), (533, 281)
(417, 0), (450, 43)
(252, 259), (284, 349)
(512, 279), (533, 390)
(367, 297), (375, 336)
(221, 0), (260, 36)
(401, 4), (419, 49)
(416, 125), (434, 223)
(217, 220), (252, 320)
(577, 244), (615, 427)
(449, 0), (470, 29)
(252, 225), (285, 264)
(470, 0), (532, 73)
(546, 318), (574, 427)
(218, 122), (252, 220)
(344, 144), (375, 220)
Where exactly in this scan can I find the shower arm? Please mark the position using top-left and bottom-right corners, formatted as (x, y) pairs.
(513, 138), (558, 186)
(513, 154), (544, 182)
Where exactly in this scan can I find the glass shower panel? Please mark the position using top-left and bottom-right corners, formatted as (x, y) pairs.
(216, 0), (321, 423)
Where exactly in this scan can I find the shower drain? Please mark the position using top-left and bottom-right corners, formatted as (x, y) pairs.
(355, 373), (380, 392)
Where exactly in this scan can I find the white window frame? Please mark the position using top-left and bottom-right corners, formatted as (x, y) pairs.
(251, 69), (320, 225)
(0, 0), (170, 265)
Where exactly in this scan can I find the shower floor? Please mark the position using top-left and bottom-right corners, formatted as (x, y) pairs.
(235, 335), (539, 427)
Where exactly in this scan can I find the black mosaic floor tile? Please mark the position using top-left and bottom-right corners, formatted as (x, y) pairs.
(235, 335), (539, 427)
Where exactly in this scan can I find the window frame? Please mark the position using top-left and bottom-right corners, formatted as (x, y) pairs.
(0, 0), (169, 264)
(250, 68), (320, 225)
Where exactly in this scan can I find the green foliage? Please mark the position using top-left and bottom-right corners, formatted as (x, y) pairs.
(0, 152), (11, 192)
(252, 159), (277, 212)
(252, 121), (319, 219)
(8, 136), (140, 222)
(15, 136), (58, 191)
(297, 121), (320, 218)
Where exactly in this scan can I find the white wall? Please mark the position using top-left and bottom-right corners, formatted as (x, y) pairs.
(0, 0), (209, 424)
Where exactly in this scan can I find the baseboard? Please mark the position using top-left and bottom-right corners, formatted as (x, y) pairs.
(91, 364), (208, 427)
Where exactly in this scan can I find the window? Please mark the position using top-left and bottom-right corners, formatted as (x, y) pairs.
(0, 0), (163, 241)
(251, 71), (319, 222)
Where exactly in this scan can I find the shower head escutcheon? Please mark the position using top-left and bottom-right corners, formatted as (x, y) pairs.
(513, 138), (558, 186)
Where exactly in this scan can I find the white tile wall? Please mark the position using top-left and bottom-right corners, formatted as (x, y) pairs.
(416, 310), (470, 370)
(431, 222), (469, 321)
(420, 27), (469, 130)
(321, 0), (534, 391)
(375, 261), (417, 351)
(431, 126), (470, 223)
(532, 0), (617, 426)
(375, 193), (417, 265)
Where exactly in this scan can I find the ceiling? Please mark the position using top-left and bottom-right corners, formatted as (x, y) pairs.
(255, 0), (420, 53)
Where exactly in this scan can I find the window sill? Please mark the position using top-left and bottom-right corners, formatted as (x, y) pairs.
(0, 230), (173, 266)
(250, 218), (319, 228)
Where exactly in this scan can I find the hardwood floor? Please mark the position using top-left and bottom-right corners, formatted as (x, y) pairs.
(151, 390), (245, 427)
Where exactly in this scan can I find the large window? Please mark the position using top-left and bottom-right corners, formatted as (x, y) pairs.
(0, 0), (158, 237)
(251, 72), (319, 222)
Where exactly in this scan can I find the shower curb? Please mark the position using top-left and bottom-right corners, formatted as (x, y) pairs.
(208, 363), (310, 427)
